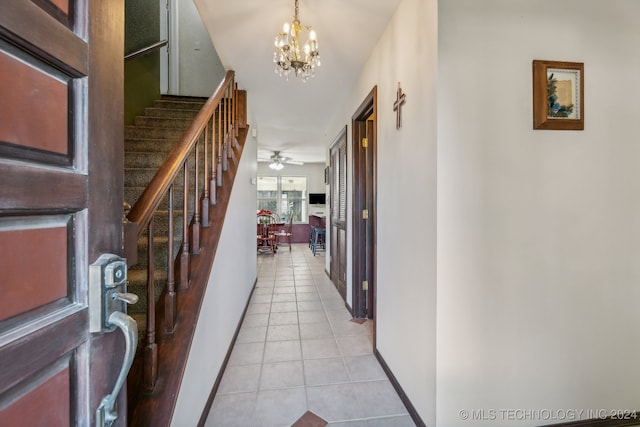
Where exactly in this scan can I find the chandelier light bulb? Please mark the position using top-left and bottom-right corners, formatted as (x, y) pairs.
(309, 30), (316, 41)
(283, 22), (290, 33)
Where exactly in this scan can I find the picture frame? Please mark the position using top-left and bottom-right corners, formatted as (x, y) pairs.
(533, 60), (584, 130)
(324, 166), (330, 184)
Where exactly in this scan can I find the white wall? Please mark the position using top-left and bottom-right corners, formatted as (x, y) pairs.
(327, 0), (640, 425)
(176, 0), (226, 96)
(171, 136), (257, 426)
(326, 0), (438, 423)
(437, 1), (640, 426)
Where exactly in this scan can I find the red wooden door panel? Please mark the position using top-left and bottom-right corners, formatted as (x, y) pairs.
(0, 0), (125, 425)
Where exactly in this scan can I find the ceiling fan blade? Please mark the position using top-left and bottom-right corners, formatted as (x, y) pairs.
(284, 160), (304, 165)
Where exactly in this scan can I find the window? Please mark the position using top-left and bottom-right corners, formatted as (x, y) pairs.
(257, 176), (278, 214)
(257, 176), (307, 223)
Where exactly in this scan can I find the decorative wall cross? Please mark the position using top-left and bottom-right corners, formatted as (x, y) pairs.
(393, 82), (406, 129)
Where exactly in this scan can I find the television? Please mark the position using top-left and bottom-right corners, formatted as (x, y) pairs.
(309, 193), (326, 205)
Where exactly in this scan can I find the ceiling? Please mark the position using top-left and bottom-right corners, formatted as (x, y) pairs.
(195, 0), (402, 164)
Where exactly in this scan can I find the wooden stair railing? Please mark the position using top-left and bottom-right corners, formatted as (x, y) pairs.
(125, 70), (246, 425)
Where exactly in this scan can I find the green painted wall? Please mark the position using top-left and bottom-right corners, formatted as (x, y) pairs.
(124, 0), (161, 125)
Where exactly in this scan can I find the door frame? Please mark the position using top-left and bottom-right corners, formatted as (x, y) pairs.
(351, 86), (377, 329)
(163, 0), (180, 94)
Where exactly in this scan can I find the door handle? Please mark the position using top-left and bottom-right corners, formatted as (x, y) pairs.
(89, 254), (138, 427)
(96, 311), (138, 427)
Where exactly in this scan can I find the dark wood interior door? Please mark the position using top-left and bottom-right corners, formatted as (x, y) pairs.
(330, 127), (347, 300)
(352, 87), (376, 321)
(0, 0), (126, 425)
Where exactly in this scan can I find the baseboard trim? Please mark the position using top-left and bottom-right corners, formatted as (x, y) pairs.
(197, 277), (258, 427)
(344, 301), (352, 314)
(374, 349), (426, 427)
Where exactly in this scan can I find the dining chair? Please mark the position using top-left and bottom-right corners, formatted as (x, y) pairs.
(257, 213), (278, 255)
(274, 213), (293, 252)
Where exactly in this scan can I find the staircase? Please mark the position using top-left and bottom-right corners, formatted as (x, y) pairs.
(124, 95), (208, 330)
(123, 71), (247, 426)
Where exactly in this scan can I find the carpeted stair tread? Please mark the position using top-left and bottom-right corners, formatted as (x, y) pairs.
(125, 138), (181, 152)
(134, 116), (194, 129)
(124, 95), (213, 351)
(125, 126), (186, 139)
(144, 107), (201, 119)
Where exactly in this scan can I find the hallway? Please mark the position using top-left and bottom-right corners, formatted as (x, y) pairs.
(204, 244), (413, 427)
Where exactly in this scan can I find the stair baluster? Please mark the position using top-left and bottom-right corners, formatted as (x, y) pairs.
(179, 161), (190, 290)
(191, 139), (201, 255)
(165, 185), (176, 333)
(144, 220), (158, 391)
(202, 122), (210, 224)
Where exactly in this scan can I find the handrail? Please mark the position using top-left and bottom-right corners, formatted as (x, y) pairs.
(124, 40), (168, 62)
(127, 70), (235, 236)
(125, 69), (239, 393)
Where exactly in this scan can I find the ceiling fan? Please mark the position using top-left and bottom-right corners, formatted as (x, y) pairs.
(259, 151), (304, 170)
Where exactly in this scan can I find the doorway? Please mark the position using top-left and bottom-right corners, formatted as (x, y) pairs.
(329, 127), (347, 300)
(352, 87), (377, 323)
(160, 0), (180, 94)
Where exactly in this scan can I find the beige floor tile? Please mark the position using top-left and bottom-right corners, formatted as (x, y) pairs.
(218, 364), (261, 393)
(264, 340), (302, 363)
(336, 335), (373, 357)
(228, 342), (265, 366)
(298, 310), (328, 324)
(266, 324), (300, 341)
(343, 355), (386, 381)
(352, 380), (408, 418)
(299, 321), (333, 340)
(268, 311), (299, 325)
(206, 244), (410, 427)
(205, 392), (256, 427)
(271, 301), (298, 313)
(237, 326), (267, 344)
(254, 388), (307, 427)
(302, 337), (341, 360)
(307, 383), (364, 422)
(303, 357), (349, 386)
(260, 360), (304, 390)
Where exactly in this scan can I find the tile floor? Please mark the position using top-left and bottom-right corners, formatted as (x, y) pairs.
(204, 244), (414, 427)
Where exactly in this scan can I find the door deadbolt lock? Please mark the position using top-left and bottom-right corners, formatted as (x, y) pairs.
(89, 253), (138, 333)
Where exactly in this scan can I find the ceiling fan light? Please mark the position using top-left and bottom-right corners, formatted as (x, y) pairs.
(269, 161), (284, 171)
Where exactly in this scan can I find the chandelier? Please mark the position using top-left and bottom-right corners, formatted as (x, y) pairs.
(273, 0), (321, 81)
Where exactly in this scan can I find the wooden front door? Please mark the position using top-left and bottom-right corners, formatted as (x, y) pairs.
(0, 0), (126, 425)
(330, 127), (347, 300)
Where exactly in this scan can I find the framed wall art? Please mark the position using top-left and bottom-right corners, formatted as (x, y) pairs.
(533, 60), (584, 130)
